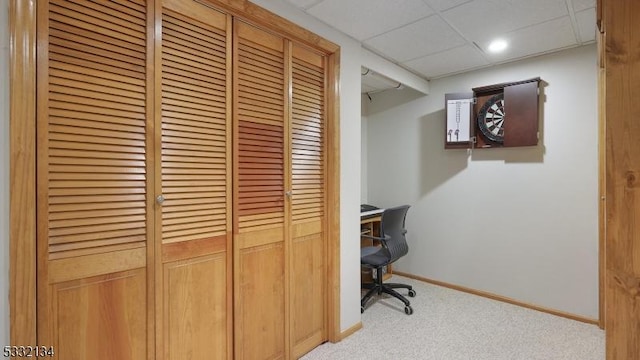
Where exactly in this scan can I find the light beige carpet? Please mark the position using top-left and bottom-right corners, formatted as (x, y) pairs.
(303, 276), (604, 360)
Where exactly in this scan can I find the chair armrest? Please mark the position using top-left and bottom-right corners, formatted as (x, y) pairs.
(360, 234), (391, 243)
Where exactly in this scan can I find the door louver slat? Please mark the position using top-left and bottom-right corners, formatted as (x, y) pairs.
(291, 55), (325, 222)
(46, 0), (147, 258)
(161, 10), (229, 244)
(237, 37), (284, 230)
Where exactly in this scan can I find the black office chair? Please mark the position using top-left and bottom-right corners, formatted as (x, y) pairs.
(360, 205), (415, 315)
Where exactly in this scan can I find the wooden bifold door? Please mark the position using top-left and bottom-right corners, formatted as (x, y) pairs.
(33, 0), (334, 359)
(233, 21), (327, 359)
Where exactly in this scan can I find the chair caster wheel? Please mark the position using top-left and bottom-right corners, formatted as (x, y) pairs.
(404, 305), (413, 315)
(361, 306), (364, 314)
(408, 289), (416, 297)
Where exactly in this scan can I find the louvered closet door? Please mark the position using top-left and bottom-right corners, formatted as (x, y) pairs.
(157, 1), (232, 359)
(233, 21), (287, 360)
(36, 1), (153, 359)
(289, 44), (327, 358)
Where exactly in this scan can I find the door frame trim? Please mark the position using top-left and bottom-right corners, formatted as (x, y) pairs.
(9, 0), (343, 346)
(9, 0), (37, 346)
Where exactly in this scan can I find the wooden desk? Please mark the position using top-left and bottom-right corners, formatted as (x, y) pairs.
(360, 213), (392, 282)
(360, 214), (381, 236)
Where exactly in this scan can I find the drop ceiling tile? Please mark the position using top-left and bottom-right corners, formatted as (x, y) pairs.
(364, 15), (467, 62)
(306, 0), (434, 41)
(478, 16), (577, 62)
(572, 0), (596, 12)
(283, 0), (324, 10)
(423, 0), (473, 12)
(442, 0), (569, 43)
(575, 8), (596, 43)
(402, 45), (489, 78)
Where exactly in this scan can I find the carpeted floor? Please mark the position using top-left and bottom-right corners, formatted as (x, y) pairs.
(302, 276), (604, 360)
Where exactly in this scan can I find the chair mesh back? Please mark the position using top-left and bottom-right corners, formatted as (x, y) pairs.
(380, 205), (410, 262)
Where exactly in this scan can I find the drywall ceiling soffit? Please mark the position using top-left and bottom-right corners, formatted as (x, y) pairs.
(283, 0), (597, 79)
(361, 67), (404, 94)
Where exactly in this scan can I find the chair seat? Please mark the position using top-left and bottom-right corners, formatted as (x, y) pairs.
(360, 246), (379, 257)
(361, 247), (389, 267)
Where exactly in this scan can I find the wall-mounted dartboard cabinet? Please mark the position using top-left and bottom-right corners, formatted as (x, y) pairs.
(445, 77), (541, 149)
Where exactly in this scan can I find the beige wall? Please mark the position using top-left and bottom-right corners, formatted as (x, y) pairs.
(364, 45), (599, 319)
(361, 96), (369, 203)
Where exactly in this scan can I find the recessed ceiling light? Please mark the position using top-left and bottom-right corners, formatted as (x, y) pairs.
(488, 39), (508, 53)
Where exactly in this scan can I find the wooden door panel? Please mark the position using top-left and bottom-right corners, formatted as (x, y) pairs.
(289, 45), (327, 357)
(289, 45), (326, 356)
(291, 228), (324, 358)
(237, 243), (285, 360)
(159, 1), (232, 359)
(164, 254), (227, 360)
(54, 269), (147, 360)
(37, 1), (153, 358)
(233, 20), (286, 360)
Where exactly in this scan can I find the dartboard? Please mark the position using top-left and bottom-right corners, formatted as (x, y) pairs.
(477, 93), (505, 143)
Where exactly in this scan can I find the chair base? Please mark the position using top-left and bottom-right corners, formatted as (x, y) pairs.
(361, 268), (415, 314)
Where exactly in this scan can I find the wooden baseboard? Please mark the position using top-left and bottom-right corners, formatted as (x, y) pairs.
(394, 271), (599, 326)
(337, 321), (362, 341)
